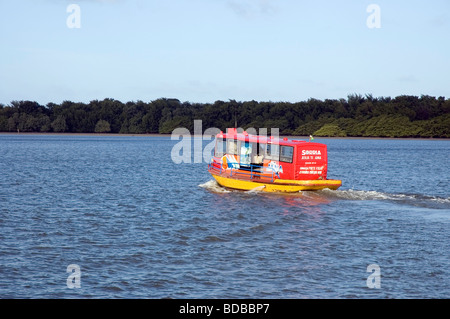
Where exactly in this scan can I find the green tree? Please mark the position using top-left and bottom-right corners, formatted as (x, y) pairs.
(8, 113), (20, 131)
(314, 124), (347, 137)
(51, 115), (67, 132)
(38, 115), (51, 132)
(95, 120), (111, 133)
(21, 114), (40, 132)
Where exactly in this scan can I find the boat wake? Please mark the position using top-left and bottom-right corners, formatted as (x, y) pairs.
(320, 188), (448, 202)
(199, 180), (450, 210)
(318, 188), (450, 210)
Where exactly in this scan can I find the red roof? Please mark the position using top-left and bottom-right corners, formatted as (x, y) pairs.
(217, 128), (308, 146)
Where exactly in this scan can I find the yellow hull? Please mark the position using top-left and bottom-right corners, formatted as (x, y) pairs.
(211, 174), (342, 193)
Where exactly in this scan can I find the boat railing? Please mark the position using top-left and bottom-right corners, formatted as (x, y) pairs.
(208, 160), (224, 174)
(208, 158), (279, 183)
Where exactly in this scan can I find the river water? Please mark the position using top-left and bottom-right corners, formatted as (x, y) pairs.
(0, 134), (448, 298)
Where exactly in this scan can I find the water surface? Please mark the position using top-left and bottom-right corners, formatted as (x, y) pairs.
(0, 135), (448, 298)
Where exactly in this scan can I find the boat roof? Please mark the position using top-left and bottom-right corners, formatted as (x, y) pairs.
(217, 128), (311, 146)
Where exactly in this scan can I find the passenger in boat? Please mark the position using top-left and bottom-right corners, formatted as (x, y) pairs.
(251, 154), (264, 173)
(252, 155), (263, 165)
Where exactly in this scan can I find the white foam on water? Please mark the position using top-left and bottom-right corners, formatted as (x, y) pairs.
(199, 181), (450, 210)
(320, 188), (430, 202)
(319, 188), (393, 201)
(198, 180), (266, 194)
(319, 188), (450, 210)
(248, 185), (266, 193)
(198, 180), (231, 193)
(429, 196), (450, 204)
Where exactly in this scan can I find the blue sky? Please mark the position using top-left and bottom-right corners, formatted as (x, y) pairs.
(0, 0), (449, 105)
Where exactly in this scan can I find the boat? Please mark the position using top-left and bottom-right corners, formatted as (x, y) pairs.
(207, 128), (342, 192)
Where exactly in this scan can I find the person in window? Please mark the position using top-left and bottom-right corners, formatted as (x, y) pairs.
(251, 142), (264, 172)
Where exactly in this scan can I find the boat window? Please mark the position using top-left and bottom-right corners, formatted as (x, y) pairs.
(227, 139), (238, 155)
(265, 143), (279, 161)
(214, 138), (226, 157)
(280, 146), (294, 163)
(257, 142), (265, 156)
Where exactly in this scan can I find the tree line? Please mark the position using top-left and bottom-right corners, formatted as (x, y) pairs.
(0, 94), (449, 137)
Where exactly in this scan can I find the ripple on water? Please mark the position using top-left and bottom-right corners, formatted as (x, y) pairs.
(0, 136), (449, 298)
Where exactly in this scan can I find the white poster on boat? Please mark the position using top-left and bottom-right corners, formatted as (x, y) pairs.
(240, 142), (251, 166)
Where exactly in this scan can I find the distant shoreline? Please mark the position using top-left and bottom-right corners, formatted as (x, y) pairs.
(1, 132), (449, 141)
